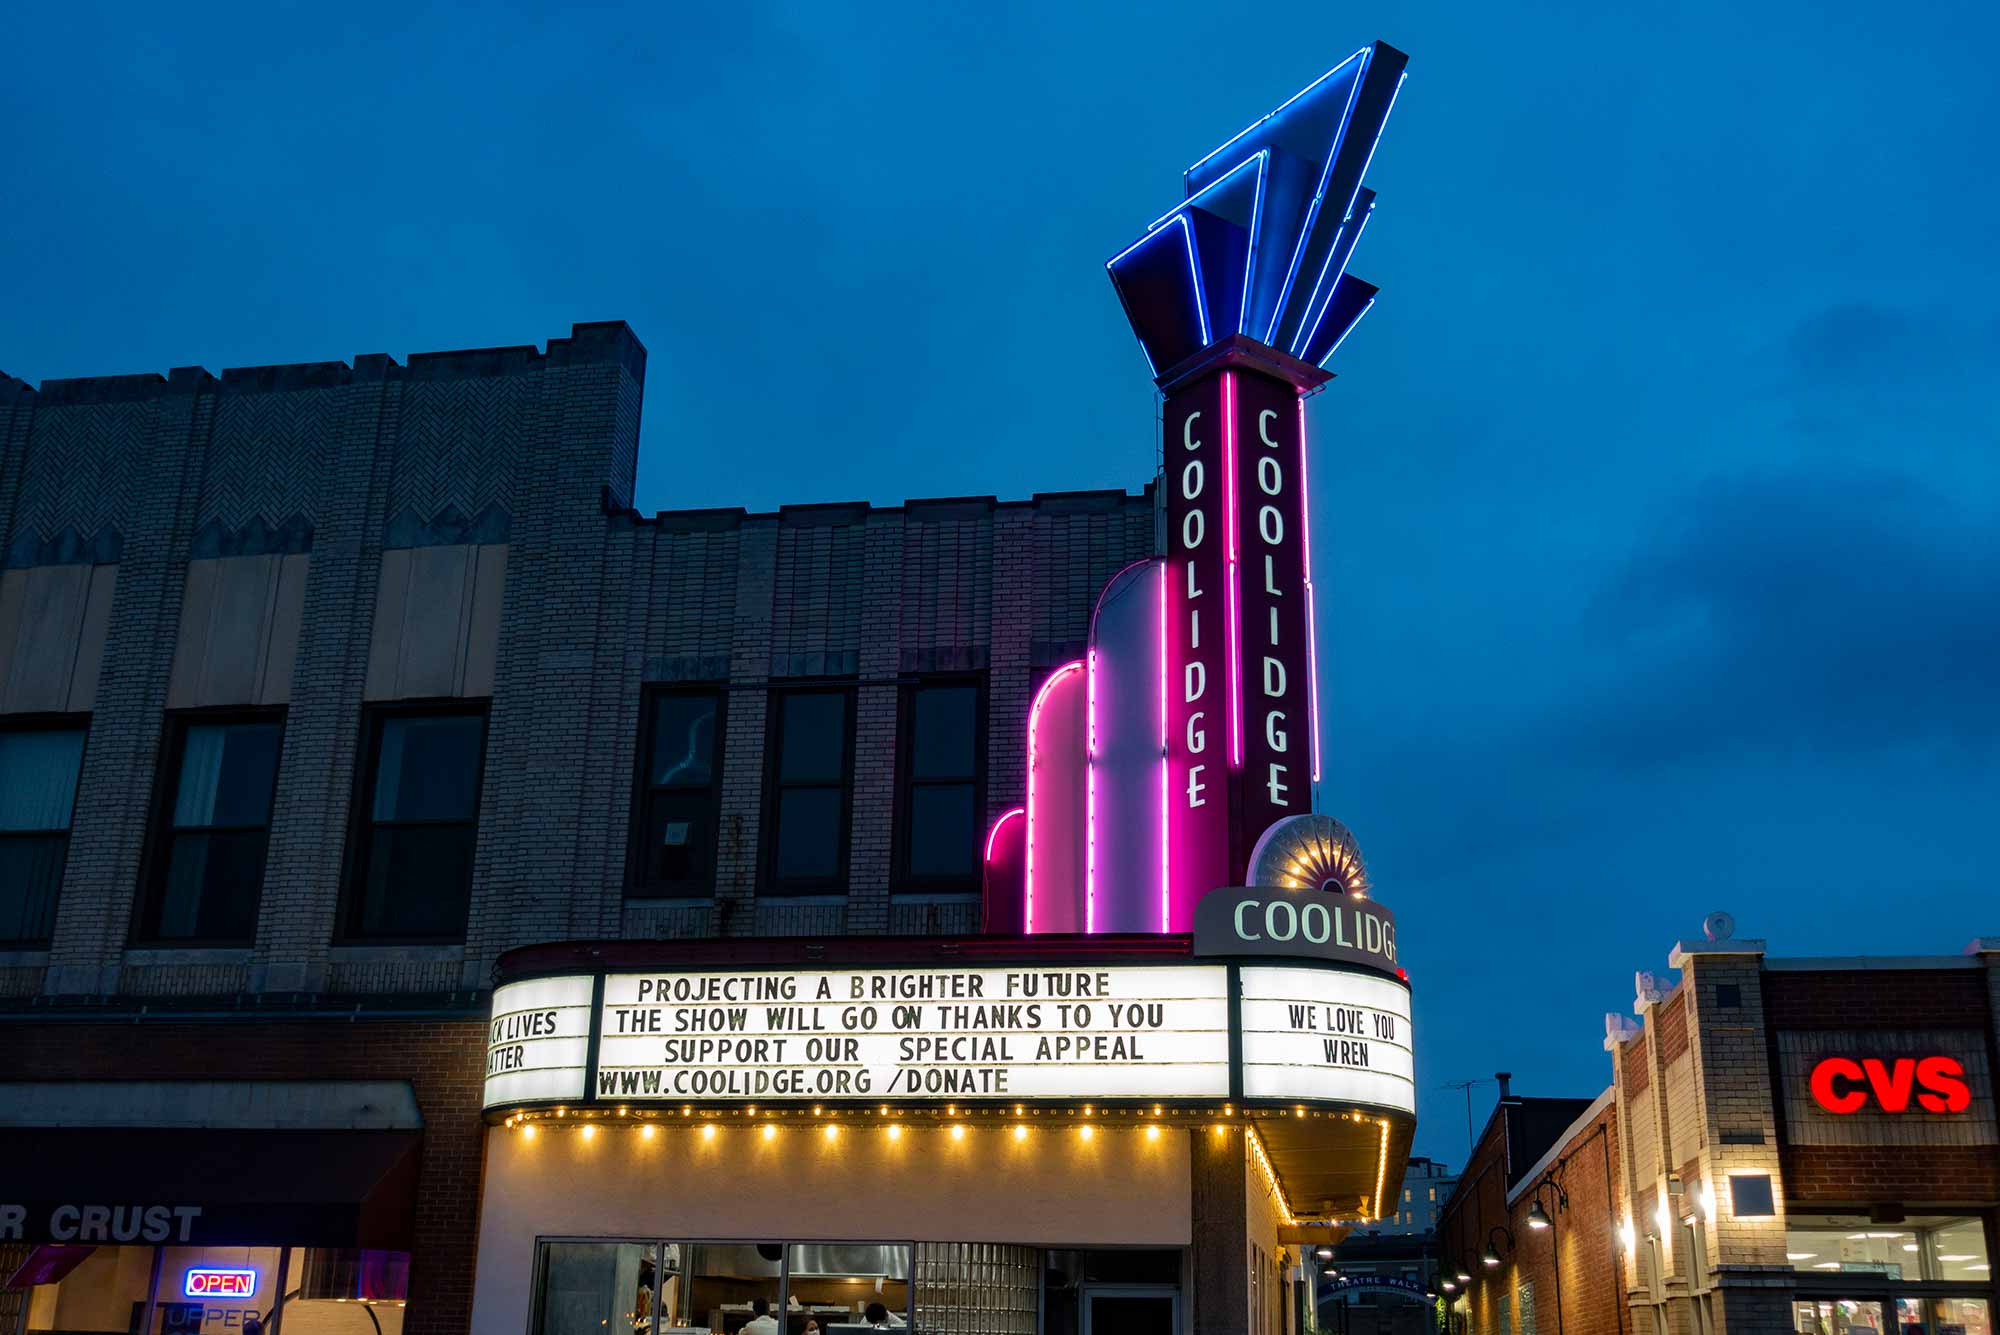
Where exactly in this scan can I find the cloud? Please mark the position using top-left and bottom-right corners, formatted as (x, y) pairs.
(1781, 303), (2000, 390)
(1574, 465), (2000, 767)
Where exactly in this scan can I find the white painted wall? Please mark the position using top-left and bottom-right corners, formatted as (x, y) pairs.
(469, 1121), (1193, 1335)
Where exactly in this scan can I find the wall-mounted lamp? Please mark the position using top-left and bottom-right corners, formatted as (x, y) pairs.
(1483, 1226), (1514, 1267)
(1526, 1176), (1570, 1230)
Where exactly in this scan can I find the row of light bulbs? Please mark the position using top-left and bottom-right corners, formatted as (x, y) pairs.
(517, 1118), (1182, 1145)
(500, 1102), (1392, 1233)
(502, 1101), (1380, 1124)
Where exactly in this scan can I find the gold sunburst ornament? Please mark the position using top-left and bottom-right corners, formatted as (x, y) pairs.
(1246, 814), (1370, 898)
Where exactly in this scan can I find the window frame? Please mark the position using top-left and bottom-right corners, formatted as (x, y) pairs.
(627, 684), (729, 899)
(758, 684), (856, 896)
(528, 1235), (916, 1334)
(891, 673), (988, 894)
(0, 712), (91, 947)
(132, 705), (288, 947)
(339, 699), (490, 944)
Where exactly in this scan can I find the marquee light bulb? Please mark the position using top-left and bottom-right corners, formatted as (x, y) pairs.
(521, 1125), (536, 1141)
(556, 1107), (566, 1118)
(682, 1106), (692, 1116)
(879, 1105), (889, 1116)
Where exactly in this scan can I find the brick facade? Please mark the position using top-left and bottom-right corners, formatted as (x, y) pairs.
(0, 322), (1160, 1335)
(1444, 935), (2000, 1335)
(1437, 1095), (1627, 1335)
(0, 323), (1157, 1000)
(0, 1015), (488, 1335)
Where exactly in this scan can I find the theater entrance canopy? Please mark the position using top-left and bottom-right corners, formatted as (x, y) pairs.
(482, 911), (1415, 1230)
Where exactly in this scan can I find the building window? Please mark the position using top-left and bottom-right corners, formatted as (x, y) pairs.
(0, 723), (86, 944)
(529, 1239), (911, 1335)
(895, 678), (984, 890)
(346, 707), (487, 939)
(1784, 1216), (1989, 1281)
(16, 1245), (411, 1335)
(631, 688), (724, 897)
(762, 688), (853, 893)
(138, 714), (284, 942)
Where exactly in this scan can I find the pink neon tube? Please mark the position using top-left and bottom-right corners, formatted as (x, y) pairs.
(1223, 371), (1242, 767)
(1157, 559), (1171, 932)
(984, 807), (1024, 863)
(1086, 649), (1098, 933)
(1297, 393), (1322, 784)
(1024, 660), (1083, 934)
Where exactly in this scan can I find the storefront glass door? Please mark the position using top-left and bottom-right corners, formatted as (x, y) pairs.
(1895, 1297), (1993, 1335)
(1079, 1287), (1176, 1335)
(1794, 1298), (1887, 1335)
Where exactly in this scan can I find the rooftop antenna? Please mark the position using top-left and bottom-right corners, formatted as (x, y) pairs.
(1441, 1077), (1491, 1159)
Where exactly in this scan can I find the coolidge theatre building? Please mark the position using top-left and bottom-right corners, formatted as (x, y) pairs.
(0, 39), (1412, 1335)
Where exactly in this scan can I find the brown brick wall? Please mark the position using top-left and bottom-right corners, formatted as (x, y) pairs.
(1658, 992), (1688, 1064)
(1763, 969), (1990, 1030)
(1781, 1144), (2000, 1206)
(1623, 1034), (1650, 1095)
(1439, 1099), (1626, 1335)
(1, 1017), (486, 1335)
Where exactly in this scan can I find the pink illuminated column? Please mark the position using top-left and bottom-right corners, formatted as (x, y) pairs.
(1085, 559), (1168, 933)
(1023, 661), (1087, 933)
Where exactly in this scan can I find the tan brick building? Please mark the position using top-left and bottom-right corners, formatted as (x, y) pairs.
(1440, 927), (1998, 1335)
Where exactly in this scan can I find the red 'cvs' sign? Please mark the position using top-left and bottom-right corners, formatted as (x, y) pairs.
(1809, 1056), (1971, 1114)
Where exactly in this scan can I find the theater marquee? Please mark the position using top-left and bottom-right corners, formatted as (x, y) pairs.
(483, 959), (1412, 1117)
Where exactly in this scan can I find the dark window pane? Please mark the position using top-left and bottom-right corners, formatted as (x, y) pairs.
(0, 834), (66, 942)
(360, 824), (475, 937)
(173, 723), (283, 828)
(645, 791), (713, 889)
(774, 788), (843, 881)
(778, 693), (848, 783)
(649, 694), (717, 787)
(373, 716), (484, 822)
(0, 731), (86, 831)
(911, 686), (977, 779)
(907, 784), (977, 880)
(154, 829), (266, 940)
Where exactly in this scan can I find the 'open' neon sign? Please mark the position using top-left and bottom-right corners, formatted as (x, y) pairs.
(184, 1270), (258, 1298)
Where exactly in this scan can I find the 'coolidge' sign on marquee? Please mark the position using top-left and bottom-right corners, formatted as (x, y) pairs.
(483, 958), (1414, 1117)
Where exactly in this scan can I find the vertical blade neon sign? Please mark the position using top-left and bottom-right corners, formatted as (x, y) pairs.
(1164, 374), (1232, 927)
(1232, 371), (1312, 834)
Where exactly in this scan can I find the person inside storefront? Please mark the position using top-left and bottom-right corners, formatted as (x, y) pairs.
(742, 1297), (779, 1335)
(862, 1301), (904, 1328)
(799, 1321), (820, 1335)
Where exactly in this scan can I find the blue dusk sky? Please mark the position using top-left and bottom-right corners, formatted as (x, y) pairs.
(4, 2), (1995, 1166)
